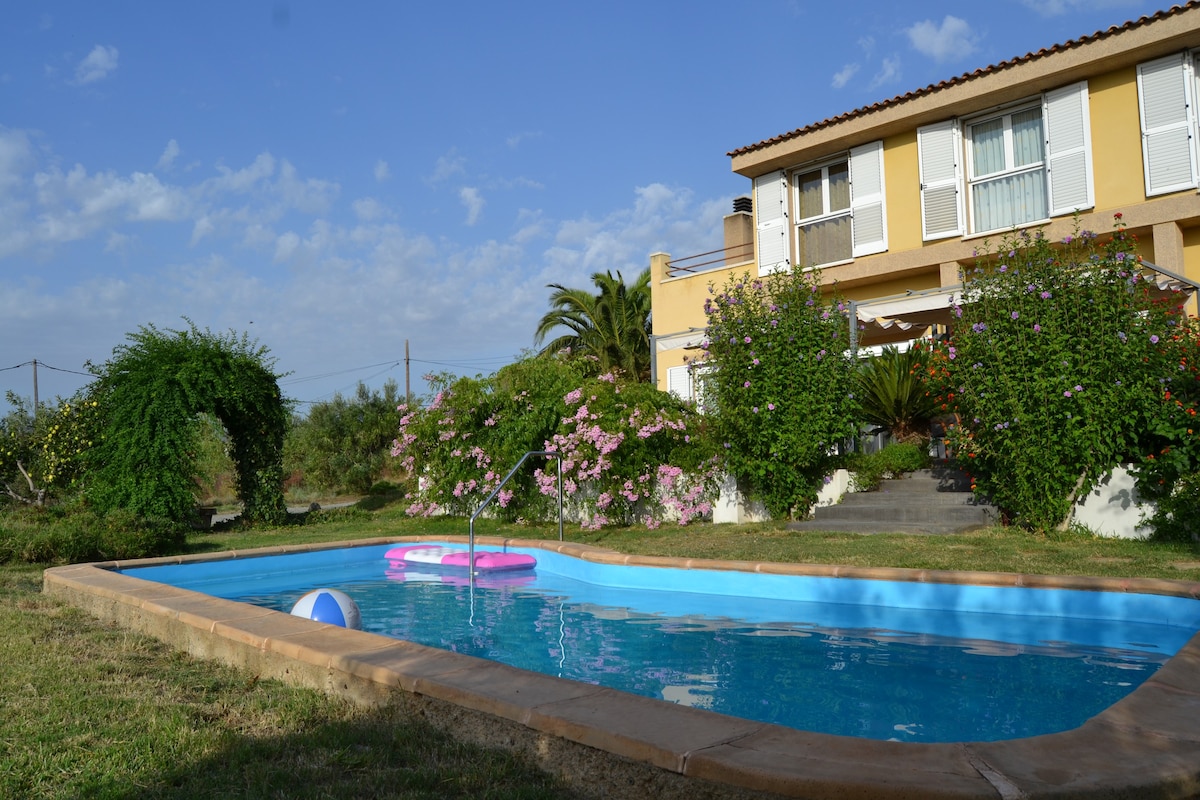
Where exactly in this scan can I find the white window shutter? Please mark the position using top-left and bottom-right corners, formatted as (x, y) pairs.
(1137, 52), (1197, 196)
(1044, 81), (1095, 216)
(666, 365), (692, 401)
(754, 170), (790, 275)
(917, 120), (963, 240)
(849, 140), (887, 257)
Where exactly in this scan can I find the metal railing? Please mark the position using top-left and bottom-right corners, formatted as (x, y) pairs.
(468, 450), (563, 577)
(665, 242), (754, 278)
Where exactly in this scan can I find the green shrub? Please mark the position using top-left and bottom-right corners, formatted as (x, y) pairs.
(700, 270), (859, 519)
(0, 505), (186, 564)
(284, 381), (402, 496)
(933, 220), (1189, 529)
(847, 442), (931, 492)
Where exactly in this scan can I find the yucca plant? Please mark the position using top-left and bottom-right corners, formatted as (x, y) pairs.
(856, 345), (938, 444)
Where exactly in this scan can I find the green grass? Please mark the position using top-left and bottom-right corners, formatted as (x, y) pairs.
(196, 501), (1200, 581)
(5, 498), (1200, 798)
(0, 561), (571, 799)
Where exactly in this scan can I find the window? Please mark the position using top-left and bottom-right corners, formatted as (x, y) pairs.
(917, 81), (1092, 239)
(753, 140), (887, 274)
(796, 160), (852, 266)
(967, 106), (1047, 232)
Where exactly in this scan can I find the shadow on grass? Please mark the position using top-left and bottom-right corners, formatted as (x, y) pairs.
(103, 706), (576, 800)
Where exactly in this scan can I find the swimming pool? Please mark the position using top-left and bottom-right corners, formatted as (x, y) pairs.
(119, 541), (1200, 743)
(44, 537), (1200, 799)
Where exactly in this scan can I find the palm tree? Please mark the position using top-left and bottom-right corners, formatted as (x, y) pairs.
(856, 345), (939, 444)
(534, 268), (652, 382)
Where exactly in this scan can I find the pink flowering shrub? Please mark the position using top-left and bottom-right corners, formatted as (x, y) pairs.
(532, 377), (720, 529)
(391, 357), (588, 519)
(391, 356), (720, 528)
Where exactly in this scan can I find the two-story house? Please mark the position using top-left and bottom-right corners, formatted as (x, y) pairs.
(653, 2), (1200, 400)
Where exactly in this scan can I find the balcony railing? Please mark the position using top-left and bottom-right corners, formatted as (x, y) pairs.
(665, 242), (754, 278)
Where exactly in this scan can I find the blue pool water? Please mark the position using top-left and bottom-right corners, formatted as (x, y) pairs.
(122, 543), (1200, 743)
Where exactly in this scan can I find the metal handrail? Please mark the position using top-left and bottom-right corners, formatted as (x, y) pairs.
(666, 242), (755, 277)
(468, 450), (563, 576)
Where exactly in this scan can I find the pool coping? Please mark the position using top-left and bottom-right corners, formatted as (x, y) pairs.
(42, 535), (1200, 800)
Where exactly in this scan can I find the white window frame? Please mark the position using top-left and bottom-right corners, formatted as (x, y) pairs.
(793, 156), (853, 269)
(964, 101), (1049, 235)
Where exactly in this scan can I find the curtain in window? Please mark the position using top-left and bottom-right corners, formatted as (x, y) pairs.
(972, 118), (1005, 176)
(1011, 109), (1044, 168)
(972, 168), (1047, 231)
(798, 214), (851, 267)
(797, 170), (824, 219)
(827, 163), (850, 211)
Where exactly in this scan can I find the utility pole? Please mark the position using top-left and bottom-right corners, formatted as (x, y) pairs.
(31, 359), (39, 419)
(405, 339), (411, 406)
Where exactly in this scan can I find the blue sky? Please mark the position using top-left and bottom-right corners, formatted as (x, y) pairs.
(0, 0), (1166, 414)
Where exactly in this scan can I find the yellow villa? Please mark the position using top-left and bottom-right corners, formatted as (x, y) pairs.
(652, 2), (1200, 400)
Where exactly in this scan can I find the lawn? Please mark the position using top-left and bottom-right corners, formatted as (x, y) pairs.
(4, 500), (1200, 798)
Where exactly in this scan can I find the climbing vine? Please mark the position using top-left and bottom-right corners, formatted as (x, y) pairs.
(84, 322), (289, 525)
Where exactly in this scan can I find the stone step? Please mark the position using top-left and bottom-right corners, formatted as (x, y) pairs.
(786, 466), (997, 535)
(785, 518), (992, 535)
(813, 503), (994, 524)
(836, 491), (985, 507)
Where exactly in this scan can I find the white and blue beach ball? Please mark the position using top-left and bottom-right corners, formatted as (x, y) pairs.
(290, 588), (361, 629)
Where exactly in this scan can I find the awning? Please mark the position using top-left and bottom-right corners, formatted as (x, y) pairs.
(853, 287), (961, 348)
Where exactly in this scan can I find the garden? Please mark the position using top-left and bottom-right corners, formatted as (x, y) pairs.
(2, 217), (1200, 797)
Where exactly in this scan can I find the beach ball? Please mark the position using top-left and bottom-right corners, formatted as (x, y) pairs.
(290, 588), (361, 629)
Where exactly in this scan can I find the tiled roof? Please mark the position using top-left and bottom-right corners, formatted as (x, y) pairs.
(728, 2), (1200, 158)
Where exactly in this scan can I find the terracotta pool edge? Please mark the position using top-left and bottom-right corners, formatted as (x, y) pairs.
(41, 536), (1200, 800)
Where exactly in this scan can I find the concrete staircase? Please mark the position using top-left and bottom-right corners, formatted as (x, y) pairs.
(787, 467), (997, 535)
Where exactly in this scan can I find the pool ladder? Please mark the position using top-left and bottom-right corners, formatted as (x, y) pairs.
(469, 450), (563, 577)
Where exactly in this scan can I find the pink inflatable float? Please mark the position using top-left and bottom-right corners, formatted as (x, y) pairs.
(384, 544), (536, 573)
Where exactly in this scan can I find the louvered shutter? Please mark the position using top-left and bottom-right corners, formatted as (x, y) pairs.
(849, 141), (887, 257)
(666, 365), (692, 401)
(754, 170), (790, 275)
(1044, 81), (1094, 216)
(1137, 53), (1197, 196)
(917, 120), (963, 240)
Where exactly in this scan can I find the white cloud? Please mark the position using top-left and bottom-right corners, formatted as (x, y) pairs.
(429, 150), (465, 184)
(1020, 0), (1133, 15)
(156, 140), (180, 171)
(190, 216), (215, 245)
(204, 153), (276, 195)
(374, 159), (390, 182)
(352, 197), (387, 222)
(459, 187), (484, 226)
(104, 231), (132, 254)
(275, 159), (339, 215)
(0, 127), (35, 190)
(869, 57), (902, 89)
(831, 63), (859, 89)
(274, 231), (300, 263)
(506, 131), (542, 149)
(74, 44), (119, 85)
(906, 16), (978, 63)
(0, 133), (733, 412)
